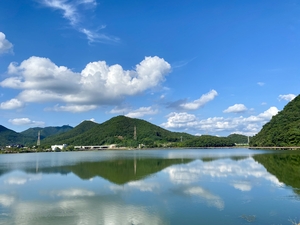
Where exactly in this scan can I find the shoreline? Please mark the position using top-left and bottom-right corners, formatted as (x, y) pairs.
(2, 145), (300, 154)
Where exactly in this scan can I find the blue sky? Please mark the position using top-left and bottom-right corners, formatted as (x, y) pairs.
(0, 0), (299, 136)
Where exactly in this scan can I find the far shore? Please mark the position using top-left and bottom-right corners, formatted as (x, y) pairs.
(1, 145), (300, 154)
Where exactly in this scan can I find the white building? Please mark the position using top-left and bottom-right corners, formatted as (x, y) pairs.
(51, 144), (67, 151)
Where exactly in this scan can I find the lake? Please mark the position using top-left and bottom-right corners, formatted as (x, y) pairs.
(0, 148), (299, 225)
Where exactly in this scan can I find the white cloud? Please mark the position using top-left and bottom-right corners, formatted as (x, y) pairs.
(162, 112), (197, 129)
(257, 82), (264, 86)
(40, 0), (81, 25)
(0, 195), (15, 207)
(223, 104), (247, 113)
(0, 32), (13, 55)
(231, 181), (252, 191)
(8, 118), (45, 126)
(278, 94), (296, 102)
(0, 98), (24, 110)
(1, 56), (171, 112)
(183, 186), (224, 210)
(127, 180), (160, 192)
(50, 104), (98, 112)
(50, 188), (95, 198)
(88, 118), (96, 122)
(179, 90), (218, 110)
(80, 28), (119, 44)
(125, 106), (158, 118)
(4, 174), (42, 185)
(164, 158), (283, 191)
(38, 0), (117, 43)
(161, 107), (279, 136)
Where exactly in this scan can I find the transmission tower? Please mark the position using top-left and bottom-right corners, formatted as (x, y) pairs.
(134, 126), (137, 140)
(37, 131), (40, 146)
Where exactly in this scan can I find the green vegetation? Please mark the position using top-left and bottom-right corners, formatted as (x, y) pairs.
(1, 116), (249, 149)
(65, 158), (193, 184)
(227, 133), (249, 144)
(250, 95), (300, 147)
(21, 125), (73, 141)
(42, 116), (194, 147)
(177, 135), (235, 147)
(0, 125), (24, 146)
(253, 152), (300, 195)
(0, 124), (73, 146)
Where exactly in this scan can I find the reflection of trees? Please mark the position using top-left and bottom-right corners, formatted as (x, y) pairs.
(67, 158), (192, 184)
(15, 158), (192, 185)
(253, 152), (300, 195)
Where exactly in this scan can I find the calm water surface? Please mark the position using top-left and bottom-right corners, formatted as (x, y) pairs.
(0, 148), (299, 225)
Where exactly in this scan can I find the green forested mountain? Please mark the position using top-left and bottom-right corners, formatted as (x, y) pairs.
(41, 120), (98, 146)
(21, 125), (73, 141)
(1, 116), (248, 148)
(0, 125), (24, 146)
(182, 135), (235, 147)
(227, 134), (248, 144)
(250, 95), (300, 147)
(42, 116), (194, 147)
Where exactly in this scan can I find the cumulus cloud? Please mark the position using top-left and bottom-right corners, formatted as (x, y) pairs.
(0, 32), (13, 55)
(8, 118), (45, 126)
(38, 0), (117, 43)
(172, 90), (218, 110)
(161, 107), (279, 136)
(162, 112), (197, 129)
(165, 158), (283, 193)
(125, 106), (158, 118)
(1, 56), (171, 112)
(0, 98), (24, 110)
(278, 94), (296, 102)
(223, 104), (247, 113)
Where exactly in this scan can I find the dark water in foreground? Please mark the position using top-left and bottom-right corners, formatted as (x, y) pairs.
(0, 148), (299, 225)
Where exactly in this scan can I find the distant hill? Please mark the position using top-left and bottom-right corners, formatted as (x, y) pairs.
(250, 95), (300, 147)
(21, 125), (73, 141)
(42, 116), (194, 147)
(182, 135), (235, 147)
(0, 125), (24, 146)
(227, 134), (249, 144)
(41, 120), (98, 146)
(0, 116), (252, 148)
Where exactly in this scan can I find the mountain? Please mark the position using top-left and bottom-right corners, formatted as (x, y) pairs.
(182, 135), (235, 147)
(42, 116), (194, 147)
(41, 120), (98, 146)
(250, 95), (300, 147)
(227, 134), (249, 144)
(0, 125), (24, 146)
(21, 125), (73, 141)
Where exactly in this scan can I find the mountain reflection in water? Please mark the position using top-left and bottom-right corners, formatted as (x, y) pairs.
(254, 152), (300, 195)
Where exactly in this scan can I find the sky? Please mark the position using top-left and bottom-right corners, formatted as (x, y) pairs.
(0, 0), (299, 137)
